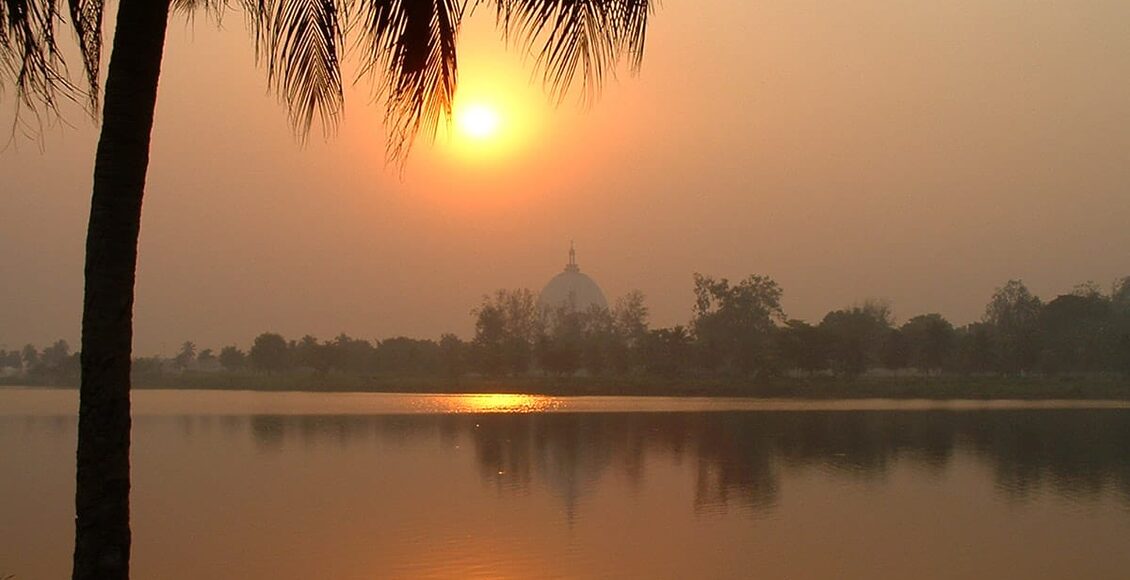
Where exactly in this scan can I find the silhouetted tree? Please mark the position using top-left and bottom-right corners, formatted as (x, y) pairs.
(984, 280), (1043, 374)
(900, 314), (956, 373)
(21, 344), (39, 368)
(23, 339), (81, 383)
(250, 333), (290, 374)
(130, 356), (163, 377)
(472, 289), (543, 376)
(472, 300), (507, 376)
(955, 322), (997, 374)
(820, 301), (892, 378)
(218, 345), (247, 371)
(374, 337), (440, 374)
(328, 334), (378, 374)
(776, 320), (829, 374)
(1111, 277), (1130, 304)
(0, 349), (22, 369)
(879, 328), (910, 370)
(438, 333), (467, 379)
(197, 348), (215, 363)
(173, 341), (196, 370)
(41, 339), (72, 370)
(539, 303), (584, 376)
(1107, 277), (1130, 374)
(1040, 292), (1110, 374)
(293, 335), (330, 373)
(691, 273), (785, 376)
(578, 306), (616, 375)
(641, 326), (693, 378)
(610, 290), (650, 373)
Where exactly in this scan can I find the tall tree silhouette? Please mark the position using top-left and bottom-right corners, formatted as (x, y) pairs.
(2, 1), (652, 578)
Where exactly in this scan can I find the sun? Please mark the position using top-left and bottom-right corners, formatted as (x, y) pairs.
(430, 44), (550, 165)
(457, 103), (501, 140)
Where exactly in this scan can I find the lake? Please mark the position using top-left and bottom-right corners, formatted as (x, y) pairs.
(3, 388), (1130, 579)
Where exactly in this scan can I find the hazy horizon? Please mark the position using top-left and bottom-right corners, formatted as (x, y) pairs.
(3, 0), (1129, 355)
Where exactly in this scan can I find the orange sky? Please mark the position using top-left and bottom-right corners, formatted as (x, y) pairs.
(2, 1), (1129, 354)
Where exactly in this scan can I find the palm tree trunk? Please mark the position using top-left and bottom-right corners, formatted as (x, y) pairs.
(73, 0), (171, 578)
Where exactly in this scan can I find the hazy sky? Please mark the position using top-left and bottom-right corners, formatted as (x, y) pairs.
(3, 0), (1129, 355)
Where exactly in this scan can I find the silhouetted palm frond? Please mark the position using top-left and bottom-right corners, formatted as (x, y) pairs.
(491, 0), (650, 103)
(1, 0), (78, 112)
(351, 0), (464, 159)
(172, 0), (226, 14)
(248, 0), (345, 139)
(68, 0), (102, 108)
(172, 0), (230, 26)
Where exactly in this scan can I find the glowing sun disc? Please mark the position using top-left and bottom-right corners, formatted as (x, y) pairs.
(458, 104), (501, 139)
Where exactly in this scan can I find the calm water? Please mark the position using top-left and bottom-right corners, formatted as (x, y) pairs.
(2, 389), (1130, 579)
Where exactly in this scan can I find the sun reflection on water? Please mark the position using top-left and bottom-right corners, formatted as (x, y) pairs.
(427, 393), (563, 414)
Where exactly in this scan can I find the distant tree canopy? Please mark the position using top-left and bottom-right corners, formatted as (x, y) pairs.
(819, 301), (893, 378)
(9, 275), (1130, 387)
(250, 333), (290, 373)
(174, 341), (196, 370)
(900, 314), (956, 373)
(218, 346), (247, 371)
(469, 287), (652, 378)
(472, 289), (543, 377)
(692, 273), (785, 376)
(984, 280), (1044, 373)
(0, 340), (78, 384)
(776, 320), (828, 375)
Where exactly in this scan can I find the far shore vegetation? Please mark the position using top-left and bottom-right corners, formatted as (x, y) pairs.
(5, 274), (1130, 399)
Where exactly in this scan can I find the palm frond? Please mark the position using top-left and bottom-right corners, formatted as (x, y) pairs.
(1, 0), (72, 113)
(172, 0), (227, 14)
(619, 0), (649, 70)
(172, 0), (229, 23)
(351, 0), (465, 160)
(246, 0), (344, 139)
(67, 0), (103, 110)
(491, 0), (651, 104)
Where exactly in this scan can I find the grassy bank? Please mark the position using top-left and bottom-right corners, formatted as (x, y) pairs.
(8, 371), (1128, 400)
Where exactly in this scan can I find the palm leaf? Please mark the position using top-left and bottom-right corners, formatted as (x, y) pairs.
(0, 0), (105, 115)
(246, 0), (345, 139)
(351, 0), (464, 159)
(491, 0), (650, 103)
(67, 0), (103, 110)
(1, 0), (70, 112)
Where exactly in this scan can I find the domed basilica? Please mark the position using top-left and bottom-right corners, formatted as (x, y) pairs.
(539, 243), (608, 311)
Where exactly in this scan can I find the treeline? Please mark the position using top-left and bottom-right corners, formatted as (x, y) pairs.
(5, 274), (1129, 387)
(147, 333), (458, 377)
(0, 340), (78, 385)
(446, 275), (1130, 380)
(126, 273), (1130, 381)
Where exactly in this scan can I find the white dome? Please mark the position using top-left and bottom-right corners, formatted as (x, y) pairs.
(538, 245), (608, 311)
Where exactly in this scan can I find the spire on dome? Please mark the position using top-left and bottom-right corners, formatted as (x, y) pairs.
(565, 241), (580, 273)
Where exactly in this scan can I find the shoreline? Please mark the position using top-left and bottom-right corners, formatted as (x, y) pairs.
(6, 373), (1129, 401)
